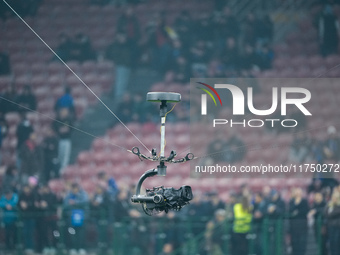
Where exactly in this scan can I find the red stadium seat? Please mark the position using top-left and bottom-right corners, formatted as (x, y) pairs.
(5, 112), (20, 126)
(308, 55), (324, 70)
(273, 58), (288, 71)
(49, 179), (65, 194)
(81, 179), (96, 194)
(31, 75), (47, 89)
(74, 98), (88, 118)
(77, 151), (95, 167)
(62, 165), (80, 180)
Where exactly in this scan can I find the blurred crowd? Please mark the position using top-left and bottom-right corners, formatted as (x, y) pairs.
(0, 174), (340, 255)
(289, 126), (340, 165)
(0, 84), (76, 184)
(0, 170), (120, 254)
(51, 4), (275, 101)
(198, 183), (340, 255)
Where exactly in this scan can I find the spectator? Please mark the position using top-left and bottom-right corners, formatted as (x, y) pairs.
(289, 187), (309, 255)
(97, 171), (119, 201)
(106, 33), (133, 101)
(239, 44), (261, 71)
(240, 183), (251, 199)
(113, 188), (144, 219)
(256, 43), (274, 70)
(289, 132), (313, 163)
(17, 84), (37, 112)
(172, 56), (191, 83)
(318, 4), (340, 57)
(0, 111), (8, 164)
(262, 185), (272, 203)
(188, 192), (212, 228)
(205, 209), (228, 254)
(16, 112), (34, 150)
(243, 12), (262, 47)
(225, 192), (237, 222)
(90, 184), (110, 219)
(323, 126), (339, 161)
(54, 33), (73, 62)
(115, 93), (133, 123)
(174, 10), (194, 47)
(252, 192), (267, 255)
(221, 7), (240, 40)
(70, 33), (96, 62)
(132, 93), (148, 122)
(53, 108), (73, 171)
(145, 13), (173, 73)
(113, 189), (131, 222)
(35, 184), (59, 254)
(312, 139), (326, 164)
(206, 191), (225, 217)
(194, 14), (213, 45)
(189, 40), (210, 77)
(323, 174), (340, 193)
(221, 37), (240, 72)
(2, 165), (20, 193)
(63, 183), (89, 254)
(160, 211), (183, 252)
(213, 7), (240, 45)
(267, 190), (286, 254)
(309, 192), (327, 255)
(231, 195), (252, 255)
(0, 189), (18, 252)
(324, 190), (340, 255)
(168, 39), (188, 70)
(63, 183), (88, 208)
(116, 6), (140, 50)
(18, 132), (44, 183)
(257, 14), (274, 45)
(160, 243), (174, 255)
(90, 185), (110, 251)
(18, 185), (38, 253)
(267, 190), (286, 219)
(113, 188), (148, 254)
(308, 178), (325, 194)
(54, 86), (75, 118)
(41, 128), (60, 182)
(1, 85), (18, 114)
(28, 176), (39, 193)
(0, 51), (11, 75)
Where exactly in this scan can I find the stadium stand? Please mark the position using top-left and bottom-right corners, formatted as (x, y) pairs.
(1, 0), (340, 254)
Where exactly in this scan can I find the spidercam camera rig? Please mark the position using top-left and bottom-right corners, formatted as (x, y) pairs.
(130, 92), (194, 216)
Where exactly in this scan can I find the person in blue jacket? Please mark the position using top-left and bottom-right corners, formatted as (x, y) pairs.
(0, 189), (19, 251)
(63, 183), (89, 254)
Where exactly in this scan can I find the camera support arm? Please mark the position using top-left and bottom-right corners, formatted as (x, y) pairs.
(134, 168), (158, 197)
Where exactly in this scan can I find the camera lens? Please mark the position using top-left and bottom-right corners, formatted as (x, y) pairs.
(153, 194), (164, 204)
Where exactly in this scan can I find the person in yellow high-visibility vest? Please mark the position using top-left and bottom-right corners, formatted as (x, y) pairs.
(231, 195), (252, 255)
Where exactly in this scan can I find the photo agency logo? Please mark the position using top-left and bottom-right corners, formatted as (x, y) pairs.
(196, 81), (312, 128)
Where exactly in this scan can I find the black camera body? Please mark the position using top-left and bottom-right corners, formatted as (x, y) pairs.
(130, 168), (193, 215)
(145, 185), (193, 212)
